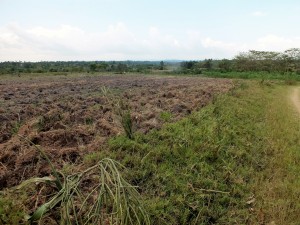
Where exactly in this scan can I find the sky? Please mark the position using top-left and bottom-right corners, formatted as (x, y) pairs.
(0, 0), (300, 61)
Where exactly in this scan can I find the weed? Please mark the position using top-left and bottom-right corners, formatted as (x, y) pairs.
(101, 86), (135, 139)
(84, 117), (94, 125)
(116, 99), (134, 139)
(160, 111), (173, 123)
(11, 121), (21, 135)
(37, 113), (63, 132)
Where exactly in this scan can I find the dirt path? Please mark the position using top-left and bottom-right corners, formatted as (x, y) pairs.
(290, 86), (300, 114)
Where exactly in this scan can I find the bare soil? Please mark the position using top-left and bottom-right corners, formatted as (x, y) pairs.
(0, 74), (233, 188)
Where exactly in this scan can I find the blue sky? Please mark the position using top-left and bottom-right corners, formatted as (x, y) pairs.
(0, 0), (299, 61)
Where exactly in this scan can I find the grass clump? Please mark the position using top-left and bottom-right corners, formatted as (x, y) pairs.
(159, 111), (173, 123)
(101, 86), (135, 139)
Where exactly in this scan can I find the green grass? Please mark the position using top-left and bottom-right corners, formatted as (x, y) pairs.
(251, 85), (300, 224)
(0, 193), (28, 225)
(85, 80), (300, 224)
(203, 71), (300, 81)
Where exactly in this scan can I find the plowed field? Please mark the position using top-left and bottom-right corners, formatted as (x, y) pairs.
(0, 74), (233, 188)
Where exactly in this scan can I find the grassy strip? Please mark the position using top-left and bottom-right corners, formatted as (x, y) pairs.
(2, 79), (299, 224)
(202, 71), (300, 82)
(251, 85), (300, 224)
(85, 81), (299, 224)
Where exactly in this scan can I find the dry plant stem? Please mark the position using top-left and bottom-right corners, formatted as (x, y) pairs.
(188, 183), (230, 194)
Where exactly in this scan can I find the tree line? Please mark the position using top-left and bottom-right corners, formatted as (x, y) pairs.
(180, 48), (300, 75)
(1, 48), (299, 76)
(0, 61), (166, 75)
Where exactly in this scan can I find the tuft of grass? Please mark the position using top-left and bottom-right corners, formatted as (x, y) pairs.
(101, 86), (135, 139)
(11, 121), (22, 135)
(159, 111), (173, 123)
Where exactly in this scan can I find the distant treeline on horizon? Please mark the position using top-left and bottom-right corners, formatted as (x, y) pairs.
(0, 48), (299, 75)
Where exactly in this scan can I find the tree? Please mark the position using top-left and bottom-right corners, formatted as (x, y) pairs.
(181, 61), (196, 70)
(202, 59), (213, 70)
(89, 63), (97, 72)
(159, 61), (165, 70)
(218, 59), (232, 72)
(116, 63), (128, 74)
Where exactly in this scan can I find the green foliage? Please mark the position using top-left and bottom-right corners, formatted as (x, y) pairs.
(0, 193), (28, 225)
(203, 71), (300, 81)
(118, 104), (134, 139)
(0, 61), (164, 75)
(102, 81), (280, 224)
(0, 49), (299, 78)
(159, 61), (165, 70)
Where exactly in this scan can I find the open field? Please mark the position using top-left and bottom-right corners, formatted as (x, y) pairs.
(0, 74), (232, 188)
(0, 73), (299, 224)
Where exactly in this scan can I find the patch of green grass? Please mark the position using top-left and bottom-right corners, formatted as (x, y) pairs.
(96, 81), (300, 224)
(100, 81), (275, 224)
(250, 85), (300, 224)
(160, 111), (173, 123)
(203, 71), (300, 81)
(84, 117), (94, 125)
(0, 192), (29, 225)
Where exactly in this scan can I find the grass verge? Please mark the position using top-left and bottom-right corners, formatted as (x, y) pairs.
(251, 85), (300, 224)
(85, 80), (300, 224)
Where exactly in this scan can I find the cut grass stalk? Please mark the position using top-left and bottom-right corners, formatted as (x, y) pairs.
(15, 156), (149, 225)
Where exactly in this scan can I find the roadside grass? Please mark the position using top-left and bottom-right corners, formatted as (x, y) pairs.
(250, 85), (300, 224)
(85, 80), (300, 224)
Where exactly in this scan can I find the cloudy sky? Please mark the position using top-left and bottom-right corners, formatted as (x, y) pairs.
(0, 0), (300, 61)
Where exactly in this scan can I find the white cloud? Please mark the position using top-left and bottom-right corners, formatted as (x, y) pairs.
(256, 35), (300, 51)
(201, 38), (236, 50)
(0, 23), (299, 61)
(251, 11), (268, 17)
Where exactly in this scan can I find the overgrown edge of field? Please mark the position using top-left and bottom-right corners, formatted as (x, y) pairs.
(1, 80), (300, 224)
(82, 80), (300, 224)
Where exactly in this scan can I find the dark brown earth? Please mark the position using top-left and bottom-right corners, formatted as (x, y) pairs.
(0, 74), (233, 188)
